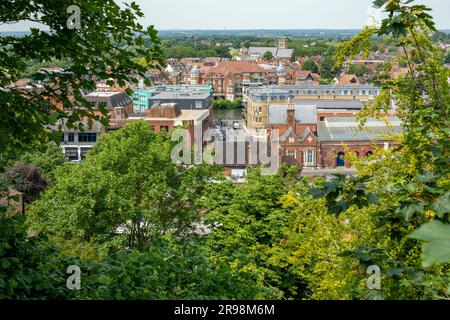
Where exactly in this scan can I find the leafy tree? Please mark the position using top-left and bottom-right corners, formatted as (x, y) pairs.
(301, 59), (318, 73)
(263, 51), (274, 61)
(213, 98), (243, 109)
(0, 214), (70, 299)
(76, 238), (277, 299)
(319, 56), (337, 79)
(445, 50), (450, 64)
(348, 64), (369, 77)
(0, 0), (164, 159)
(200, 167), (305, 299)
(2, 163), (47, 205)
(322, 0), (450, 299)
(28, 121), (220, 250)
(13, 141), (66, 182)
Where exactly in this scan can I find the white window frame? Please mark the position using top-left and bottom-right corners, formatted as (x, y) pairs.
(303, 149), (315, 165)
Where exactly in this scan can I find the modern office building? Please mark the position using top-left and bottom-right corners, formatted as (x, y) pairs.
(132, 84), (213, 112)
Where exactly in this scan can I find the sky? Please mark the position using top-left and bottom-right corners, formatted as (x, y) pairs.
(1, 0), (449, 31)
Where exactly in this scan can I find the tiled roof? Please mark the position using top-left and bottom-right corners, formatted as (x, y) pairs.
(338, 74), (359, 85)
(201, 61), (265, 76)
(295, 70), (313, 80)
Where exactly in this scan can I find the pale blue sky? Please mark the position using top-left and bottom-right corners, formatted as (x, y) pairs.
(141, 0), (450, 30)
(1, 0), (449, 31)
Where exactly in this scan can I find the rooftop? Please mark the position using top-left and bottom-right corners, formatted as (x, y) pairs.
(201, 61), (265, 76)
(128, 108), (210, 122)
(318, 117), (401, 142)
(248, 47), (294, 59)
(151, 91), (211, 100)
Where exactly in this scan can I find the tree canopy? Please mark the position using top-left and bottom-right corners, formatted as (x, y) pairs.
(0, 0), (164, 159)
(0, 0), (449, 301)
(301, 59), (318, 73)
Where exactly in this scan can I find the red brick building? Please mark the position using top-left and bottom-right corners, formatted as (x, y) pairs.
(110, 103), (212, 145)
(190, 61), (266, 100)
(267, 106), (400, 169)
(267, 104), (320, 168)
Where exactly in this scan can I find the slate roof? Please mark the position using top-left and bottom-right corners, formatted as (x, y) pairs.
(248, 47), (294, 59)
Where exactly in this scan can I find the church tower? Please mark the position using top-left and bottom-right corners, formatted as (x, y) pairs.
(278, 37), (287, 49)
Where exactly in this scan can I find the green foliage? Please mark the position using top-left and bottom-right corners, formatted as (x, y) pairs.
(431, 31), (450, 43)
(212, 98), (243, 109)
(28, 121), (220, 249)
(163, 43), (231, 59)
(409, 220), (450, 267)
(445, 51), (450, 64)
(2, 163), (47, 205)
(0, 214), (69, 299)
(77, 238), (276, 299)
(288, 39), (336, 59)
(312, 0), (450, 299)
(0, 0), (165, 158)
(301, 59), (318, 73)
(348, 64), (369, 77)
(12, 140), (66, 182)
(319, 56), (338, 79)
(263, 51), (274, 61)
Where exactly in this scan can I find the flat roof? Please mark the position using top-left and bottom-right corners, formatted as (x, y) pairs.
(151, 92), (211, 100)
(85, 91), (124, 97)
(128, 109), (210, 122)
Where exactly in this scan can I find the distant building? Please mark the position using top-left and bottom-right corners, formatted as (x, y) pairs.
(243, 84), (382, 136)
(83, 91), (134, 117)
(190, 61), (266, 101)
(247, 47), (294, 62)
(132, 84), (213, 112)
(245, 37), (293, 62)
(57, 91), (133, 161)
(318, 117), (401, 168)
(149, 91), (212, 111)
(266, 110), (400, 169)
(111, 103), (212, 142)
(333, 74), (360, 85)
(59, 121), (102, 162)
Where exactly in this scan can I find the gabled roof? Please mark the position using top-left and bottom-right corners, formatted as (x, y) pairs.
(279, 127), (298, 142)
(295, 70), (314, 81)
(299, 127), (313, 142)
(338, 74), (359, 85)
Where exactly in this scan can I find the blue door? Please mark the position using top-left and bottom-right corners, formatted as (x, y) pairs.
(337, 152), (345, 167)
